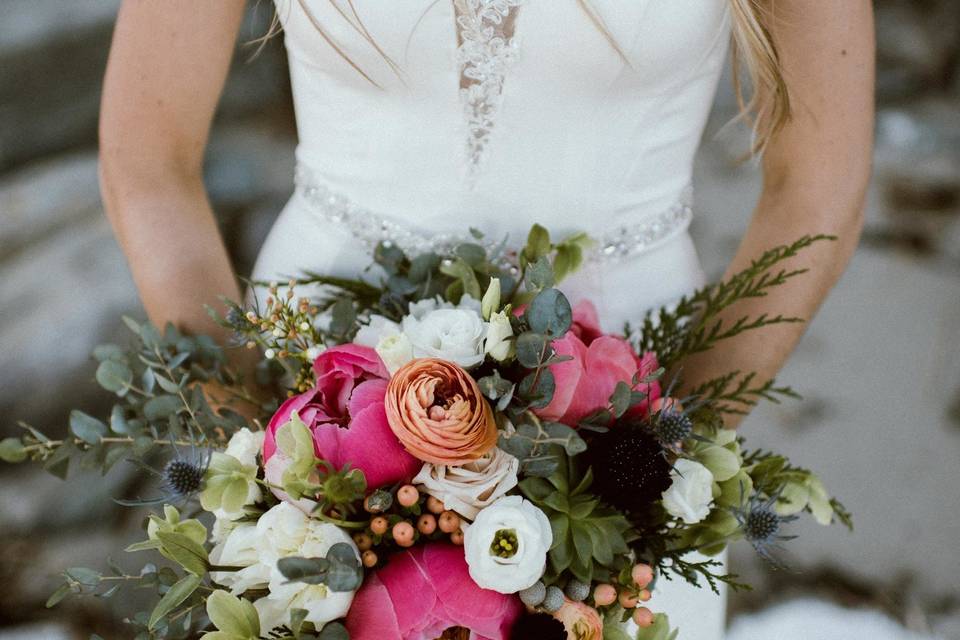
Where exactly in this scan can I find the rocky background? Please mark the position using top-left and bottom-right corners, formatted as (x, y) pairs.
(1, 1), (958, 638)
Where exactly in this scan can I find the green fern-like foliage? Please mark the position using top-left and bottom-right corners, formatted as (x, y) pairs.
(636, 235), (836, 370)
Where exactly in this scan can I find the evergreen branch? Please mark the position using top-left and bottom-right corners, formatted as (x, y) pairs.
(688, 371), (801, 413)
(637, 235), (835, 368)
(658, 554), (751, 594)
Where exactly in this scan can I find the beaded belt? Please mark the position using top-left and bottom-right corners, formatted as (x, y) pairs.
(294, 164), (693, 264)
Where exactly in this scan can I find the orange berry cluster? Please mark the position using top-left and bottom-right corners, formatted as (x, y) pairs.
(592, 563), (656, 628)
(353, 484), (465, 568)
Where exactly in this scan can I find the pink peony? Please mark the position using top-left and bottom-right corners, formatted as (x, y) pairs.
(346, 543), (522, 640)
(537, 301), (661, 427)
(262, 345), (421, 491)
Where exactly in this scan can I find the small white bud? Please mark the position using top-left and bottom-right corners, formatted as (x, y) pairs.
(272, 328), (284, 338)
(264, 348), (276, 359)
(299, 322), (311, 332)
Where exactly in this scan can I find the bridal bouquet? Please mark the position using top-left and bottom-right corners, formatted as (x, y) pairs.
(1, 226), (850, 640)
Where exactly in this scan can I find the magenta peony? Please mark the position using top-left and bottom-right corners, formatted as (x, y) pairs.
(537, 301), (661, 427)
(346, 543), (522, 640)
(262, 345), (421, 491)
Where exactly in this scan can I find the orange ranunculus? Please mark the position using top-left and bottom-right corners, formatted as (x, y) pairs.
(385, 358), (497, 466)
(553, 599), (604, 640)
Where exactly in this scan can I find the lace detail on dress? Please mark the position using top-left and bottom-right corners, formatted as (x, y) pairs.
(294, 164), (694, 266)
(454, 0), (524, 183)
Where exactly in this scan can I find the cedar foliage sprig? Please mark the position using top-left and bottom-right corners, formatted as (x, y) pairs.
(637, 235), (836, 369)
(687, 371), (801, 415)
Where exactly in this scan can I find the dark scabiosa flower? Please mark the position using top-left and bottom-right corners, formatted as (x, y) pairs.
(116, 447), (211, 507)
(585, 421), (672, 514)
(733, 491), (798, 566)
(510, 612), (567, 640)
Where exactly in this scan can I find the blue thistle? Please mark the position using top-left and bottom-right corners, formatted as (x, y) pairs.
(116, 447), (211, 507)
(733, 491), (798, 567)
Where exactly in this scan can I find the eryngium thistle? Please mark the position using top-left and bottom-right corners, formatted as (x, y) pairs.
(586, 423), (672, 514)
(162, 459), (205, 499)
(654, 409), (693, 444)
(734, 491), (798, 566)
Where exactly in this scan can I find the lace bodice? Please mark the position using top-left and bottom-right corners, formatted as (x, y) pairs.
(273, 0), (729, 250)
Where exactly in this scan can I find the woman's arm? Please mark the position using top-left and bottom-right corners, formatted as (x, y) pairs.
(99, 0), (247, 341)
(682, 0), (875, 424)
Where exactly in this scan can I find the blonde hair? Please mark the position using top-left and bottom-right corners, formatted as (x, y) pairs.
(256, 0), (790, 153)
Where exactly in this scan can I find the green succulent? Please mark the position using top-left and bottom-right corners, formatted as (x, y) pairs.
(519, 453), (634, 584)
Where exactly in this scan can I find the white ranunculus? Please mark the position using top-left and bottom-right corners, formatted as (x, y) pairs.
(401, 296), (487, 368)
(661, 459), (715, 524)
(463, 495), (552, 594)
(376, 332), (415, 374)
(354, 314), (402, 348)
(414, 447), (519, 521)
(484, 311), (515, 362)
(211, 503), (360, 633)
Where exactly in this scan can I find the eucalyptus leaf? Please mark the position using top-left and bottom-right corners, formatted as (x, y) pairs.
(95, 359), (134, 394)
(0, 437), (27, 463)
(515, 332), (549, 368)
(148, 574), (200, 630)
(66, 567), (102, 586)
(526, 288), (572, 337)
(69, 410), (107, 445)
(318, 622), (350, 640)
(144, 395), (183, 421)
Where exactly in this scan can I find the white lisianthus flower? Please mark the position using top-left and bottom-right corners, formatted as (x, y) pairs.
(401, 296), (487, 368)
(661, 459), (715, 524)
(212, 503), (360, 633)
(375, 332), (415, 374)
(414, 447), (519, 520)
(463, 495), (552, 594)
(354, 315), (402, 348)
(484, 311), (515, 362)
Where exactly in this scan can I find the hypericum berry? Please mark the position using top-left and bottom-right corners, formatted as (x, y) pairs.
(450, 529), (464, 545)
(392, 521), (415, 547)
(593, 584), (617, 607)
(632, 563), (654, 588)
(361, 550), (378, 568)
(655, 409), (693, 444)
(417, 513), (437, 535)
(426, 495), (445, 514)
(438, 511), (460, 533)
(519, 581), (547, 607)
(353, 533), (372, 551)
(619, 590), (639, 609)
(564, 579), (590, 602)
(633, 607), (655, 627)
(370, 516), (389, 535)
(639, 589), (652, 602)
(541, 586), (564, 613)
(397, 484), (419, 507)
(162, 459), (204, 498)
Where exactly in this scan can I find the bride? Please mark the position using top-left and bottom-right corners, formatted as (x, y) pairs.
(98, 1), (874, 638)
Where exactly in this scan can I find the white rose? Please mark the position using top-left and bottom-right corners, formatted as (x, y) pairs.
(221, 503), (359, 633)
(463, 496), (552, 594)
(414, 447), (519, 521)
(484, 311), (515, 362)
(661, 459), (715, 524)
(375, 332), (415, 374)
(401, 298), (487, 368)
(354, 315), (402, 348)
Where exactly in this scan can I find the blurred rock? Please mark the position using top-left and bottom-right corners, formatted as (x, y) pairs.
(874, 0), (960, 101)
(0, 0), (292, 173)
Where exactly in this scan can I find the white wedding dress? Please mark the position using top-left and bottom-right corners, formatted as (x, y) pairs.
(252, 1), (730, 638)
